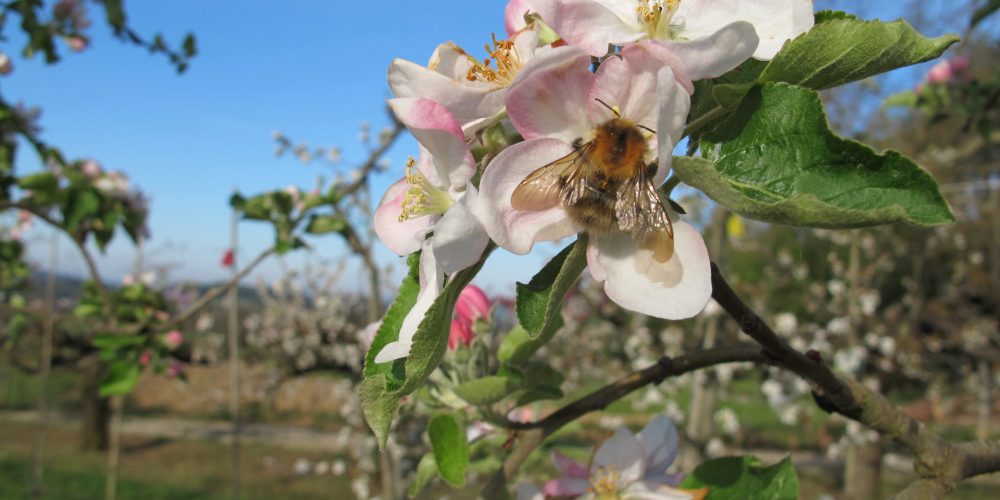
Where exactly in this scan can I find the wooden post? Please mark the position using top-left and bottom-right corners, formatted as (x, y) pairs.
(31, 230), (58, 498)
(228, 206), (242, 498)
(104, 396), (123, 500)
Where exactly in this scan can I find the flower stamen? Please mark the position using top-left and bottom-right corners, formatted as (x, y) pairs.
(636, 0), (681, 38)
(466, 33), (523, 88)
(588, 465), (624, 499)
(398, 158), (453, 222)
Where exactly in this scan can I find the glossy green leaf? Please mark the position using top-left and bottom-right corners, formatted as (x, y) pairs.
(677, 84), (954, 228)
(679, 456), (798, 500)
(515, 237), (587, 340)
(363, 253), (422, 381)
(760, 17), (959, 91)
(428, 414), (468, 488)
(63, 189), (101, 231)
(454, 376), (522, 406)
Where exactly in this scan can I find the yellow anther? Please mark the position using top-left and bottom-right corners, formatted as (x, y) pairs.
(636, 0), (681, 38)
(587, 465), (624, 499)
(465, 33), (523, 88)
(397, 157), (454, 222)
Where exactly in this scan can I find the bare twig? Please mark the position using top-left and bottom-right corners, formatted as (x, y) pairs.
(168, 246), (277, 328)
(482, 344), (767, 499)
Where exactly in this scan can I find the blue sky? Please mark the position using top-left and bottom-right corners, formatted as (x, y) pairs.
(5, 0), (976, 295)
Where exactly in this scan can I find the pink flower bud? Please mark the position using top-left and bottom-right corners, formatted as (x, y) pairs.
(455, 285), (490, 324)
(0, 52), (13, 76)
(82, 160), (102, 177)
(927, 60), (953, 84)
(139, 350), (152, 367)
(67, 36), (88, 52)
(448, 319), (474, 350)
(163, 330), (183, 350)
(167, 360), (184, 378)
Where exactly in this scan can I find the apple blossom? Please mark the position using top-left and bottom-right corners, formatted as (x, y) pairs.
(506, 0), (537, 36)
(476, 43), (712, 319)
(518, 416), (706, 499)
(373, 97), (488, 276)
(531, 0), (812, 62)
(388, 24), (543, 132)
(163, 330), (184, 350)
(0, 52), (12, 76)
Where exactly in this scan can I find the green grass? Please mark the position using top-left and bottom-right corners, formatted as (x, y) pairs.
(0, 456), (211, 500)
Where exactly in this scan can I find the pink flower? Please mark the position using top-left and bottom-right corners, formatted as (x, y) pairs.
(927, 56), (972, 84)
(448, 285), (492, 350)
(81, 159), (102, 177)
(506, 0), (537, 36)
(139, 350), (152, 367)
(475, 44), (712, 320)
(167, 360), (184, 378)
(67, 36), (88, 52)
(163, 330), (183, 350)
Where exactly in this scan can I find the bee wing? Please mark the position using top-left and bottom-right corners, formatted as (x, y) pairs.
(511, 142), (595, 212)
(615, 164), (675, 263)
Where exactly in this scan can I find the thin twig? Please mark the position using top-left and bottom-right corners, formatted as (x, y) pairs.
(168, 246), (277, 327)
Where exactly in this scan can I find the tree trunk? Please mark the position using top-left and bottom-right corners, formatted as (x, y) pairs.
(79, 354), (110, 451)
(845, 440), (883, 498)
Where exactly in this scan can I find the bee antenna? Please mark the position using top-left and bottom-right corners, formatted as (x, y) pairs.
(638, 124), (656, 135)
(594, 98), (621, 118)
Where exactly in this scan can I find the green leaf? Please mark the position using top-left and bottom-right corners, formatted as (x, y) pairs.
(17, 172), (58, 193)
(972, 0), (1000, 29)
(63, 189), (101, 231)
(100, 360), (141, 397)
(814, 10), (859, 23)
(515, 236), (587, 340)
(760, 17), (959, 91)
(359, 374), (400, 450)
(305, 214), (348, 235)
(453, 376), (522, 406)
(363, 253), (422, 381)
(92, 334), (145, 350)
(679, 456), (798, 500)
(408, 453), (439, 498)
(103, 0), (127, 29)
(677, 84), (954, 228)
(428, 414), (468, 488)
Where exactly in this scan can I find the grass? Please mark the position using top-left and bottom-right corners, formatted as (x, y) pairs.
(0, 421), (359, 499)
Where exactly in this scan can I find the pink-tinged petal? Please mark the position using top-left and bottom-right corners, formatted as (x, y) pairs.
(389, 98), (476, 190)
(675, 0), (814, 60)
(542, 477), (591, 497)
(516, 483), (545, 500)
(374, 242), (444, 363)
(506, 45), (595, 143)
(588, 221), (711, 319)
(533, 0), (644, 57)
(637, 416), (679, 476)
(389, 57), (495, 122)
(654, 22), (759, 81)
(589, 42), (691, 134)
(431, 189), (490, 274)
(456, 284), (491, 323)
(654, 66), (691, 183)
(374, 178), (436, 255)
(505, 0), (535, 36)
(593, 426), (644, 483)
(552, 451), (590, 479)
(427, 42), (477, 80)
(475, 139), (578, 254)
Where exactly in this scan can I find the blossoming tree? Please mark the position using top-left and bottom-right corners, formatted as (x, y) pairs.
(357, 1), (1000, 498)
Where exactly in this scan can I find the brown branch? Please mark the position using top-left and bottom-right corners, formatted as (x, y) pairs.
(2, 202), (115, 316)
(481, 344), (768, 499)
(167, 246), (277, 328)
(338, 110), (404, 199)
(709, 263), (1000, 499)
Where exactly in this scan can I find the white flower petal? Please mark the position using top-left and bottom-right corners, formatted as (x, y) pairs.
(637, 416), (680, 475)
(588, 222), (711, 319)
(389, 57), (507, 129)
(654, 66), (691, 183)
(432, 188), (490, 275)
(675, 0), (814, 60)
(533, 0), (645, 56)
(506, 45), (595, 143)
(388, 98), (477, 190)
(373, 177), (435, 255)
(593, 426), (645, 484)
(654, 22), (759, 81)
(475, 139), (578, 254)
(624, 481), (696, 500)
(373, 242), (444, 363)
